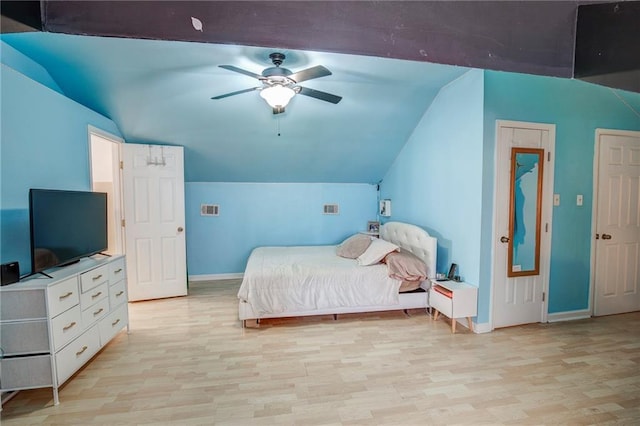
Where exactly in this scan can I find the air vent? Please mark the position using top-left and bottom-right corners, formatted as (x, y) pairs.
(323, 204), (339, 215)
(201, 204), (219, 216)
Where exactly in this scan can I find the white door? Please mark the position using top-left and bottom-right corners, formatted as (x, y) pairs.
(122, 144), (187, 301)
(493, 121), (555, 328)
(593, 130), (640, 316)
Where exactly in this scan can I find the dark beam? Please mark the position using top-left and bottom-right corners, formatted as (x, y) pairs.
(0, 0), (43, 33)
(575, 1), (640, 93)
(41, 1), (577, 78)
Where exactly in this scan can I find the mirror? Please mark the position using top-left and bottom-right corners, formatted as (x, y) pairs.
(508, 148), (544, 277)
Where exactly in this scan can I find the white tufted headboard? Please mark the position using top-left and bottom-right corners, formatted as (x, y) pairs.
(380, 221), (437, 279)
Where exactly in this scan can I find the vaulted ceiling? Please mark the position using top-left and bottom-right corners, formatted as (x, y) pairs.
(2, 1), (638, 183)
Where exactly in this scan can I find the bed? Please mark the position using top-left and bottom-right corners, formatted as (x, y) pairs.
(237, 221), (437, 326)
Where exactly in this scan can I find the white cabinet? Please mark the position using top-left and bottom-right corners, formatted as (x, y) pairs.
(429, 279), (477, 333)
(0, 255), (128, 406)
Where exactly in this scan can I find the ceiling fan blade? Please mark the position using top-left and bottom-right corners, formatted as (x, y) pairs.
(219, 65), (263, 80)
(288, 65), (332, 83)
(211, 87), (260, 100)
(298, 86), (342, 104)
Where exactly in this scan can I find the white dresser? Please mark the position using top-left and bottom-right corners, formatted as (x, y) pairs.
(0, 255), (128, 406)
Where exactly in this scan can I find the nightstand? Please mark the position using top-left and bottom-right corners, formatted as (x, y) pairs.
(428, 279), (477, 333)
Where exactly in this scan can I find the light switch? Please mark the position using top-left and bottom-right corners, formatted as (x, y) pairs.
(577, 194), (583, 206)
(553, 194), (560, 206)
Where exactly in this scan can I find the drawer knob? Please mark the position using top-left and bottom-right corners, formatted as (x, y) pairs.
(59, 291), (74, 300)
(112, 318), (121, 327)
(93, 308), (104, 316)
(76, 345), (88, 356)
(114, 268), (123, 274)
(116, 290), (124, 297)
(92, 274), (103, 281)
(63, 321), (77, 331)
(91, 291), (102, 299)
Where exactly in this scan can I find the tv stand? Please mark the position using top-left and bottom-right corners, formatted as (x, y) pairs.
(21, 270), (53, 280)
(0, 255), (129, 408)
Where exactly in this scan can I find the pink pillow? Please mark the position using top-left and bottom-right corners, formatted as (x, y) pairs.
(384, 250), (428, 281)
(336, 234), (372, 259)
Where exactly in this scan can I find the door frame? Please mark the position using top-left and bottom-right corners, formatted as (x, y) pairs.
(590, 128), (640, 316)
(87, 125), (125, 255)
(490, 120), (555, 330)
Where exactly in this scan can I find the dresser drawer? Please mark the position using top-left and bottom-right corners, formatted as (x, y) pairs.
(55, 326), (100, 385)
(109, 258), (126, 284)
(47, 277), (80, 318)
(0, 354), (53, 390)
(81, 297), (110, 328)
(80, 282), (108, 309)
(109, 280), (127, 308)
(0, 320), (49, 356)
(1, 289), (47, 321)
(51, 305), (82, 351)
(99, 303), (128, 346)
(430, 289), (453, 318)
(80, 265), (109, 293)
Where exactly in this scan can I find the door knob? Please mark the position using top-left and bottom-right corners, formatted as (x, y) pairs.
(500, 236), (509, 243)
(601, 233), (612, 240)
(177, 227), (184, 233)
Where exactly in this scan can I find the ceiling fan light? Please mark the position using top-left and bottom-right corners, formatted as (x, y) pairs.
(260, 85), (295, 108)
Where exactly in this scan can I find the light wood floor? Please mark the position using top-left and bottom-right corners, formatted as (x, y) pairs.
(2, 279), (640, 425)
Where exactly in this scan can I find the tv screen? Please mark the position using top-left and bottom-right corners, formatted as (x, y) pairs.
(29, 189), (108, 274)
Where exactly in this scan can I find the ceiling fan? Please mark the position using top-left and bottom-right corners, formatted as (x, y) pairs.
(211, 52), (342, 114)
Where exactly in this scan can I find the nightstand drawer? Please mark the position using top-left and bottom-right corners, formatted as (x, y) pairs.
(48, 277), (80, 318)
(430, 289), (453, 317)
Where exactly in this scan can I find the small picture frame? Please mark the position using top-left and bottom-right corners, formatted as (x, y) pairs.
(367, 221), (380, 233)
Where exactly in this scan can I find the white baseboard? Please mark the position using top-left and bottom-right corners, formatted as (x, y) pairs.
(450, 318), (491, 334)
(472, 321), (492, 334)
(547, 309), (591, 323)
(189, 273), (243, 282)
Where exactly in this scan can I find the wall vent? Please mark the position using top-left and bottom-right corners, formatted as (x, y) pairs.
(323, 204), (339, 215)
(201, 204), (219, 216)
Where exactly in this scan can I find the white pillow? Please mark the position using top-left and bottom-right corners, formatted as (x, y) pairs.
(357, 238), (399, 266)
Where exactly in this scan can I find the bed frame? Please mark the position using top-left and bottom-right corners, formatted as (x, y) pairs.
(238, 221), (437, 325)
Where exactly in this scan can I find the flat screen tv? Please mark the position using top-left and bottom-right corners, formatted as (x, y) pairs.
(29, 189), (108, 274)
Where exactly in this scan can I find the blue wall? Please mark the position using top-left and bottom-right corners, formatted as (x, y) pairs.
(483, 70), (640, 314)
(186, 182), (377, 275)
(1, 47), (121, 274)
(380, 69), (485, 306)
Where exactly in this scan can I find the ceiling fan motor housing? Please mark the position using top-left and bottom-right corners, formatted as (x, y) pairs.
(262, 67), (293, 78)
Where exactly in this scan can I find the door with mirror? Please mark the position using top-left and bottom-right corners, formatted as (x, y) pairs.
(493, 121), (555, 329)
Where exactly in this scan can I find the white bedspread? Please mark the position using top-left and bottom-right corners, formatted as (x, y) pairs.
(237, 245), (401, 316)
